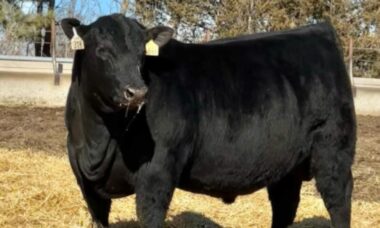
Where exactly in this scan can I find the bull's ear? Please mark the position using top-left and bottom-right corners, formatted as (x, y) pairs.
(61, 18), (88, 39)
(146, 26), (174, 47)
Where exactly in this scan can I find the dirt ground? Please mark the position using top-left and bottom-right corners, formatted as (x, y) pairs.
(0, 106), (379, 227)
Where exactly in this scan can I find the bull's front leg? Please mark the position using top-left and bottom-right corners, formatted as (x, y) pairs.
(135, 146), (179, 228)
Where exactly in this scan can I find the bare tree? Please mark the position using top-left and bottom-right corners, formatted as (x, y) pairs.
(34, 0), (55, 57)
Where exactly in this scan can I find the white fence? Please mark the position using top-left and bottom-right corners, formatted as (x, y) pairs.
(352, 77), (380, 116)
(0, 55), (72, 106)
(0, 55), (379, 116)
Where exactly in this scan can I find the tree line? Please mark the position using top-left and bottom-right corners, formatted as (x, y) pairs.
(0, 0), (378, 77)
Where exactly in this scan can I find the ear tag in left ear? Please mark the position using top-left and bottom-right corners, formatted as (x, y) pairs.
(71, 27), (84, 50)
(145, 40), (159, 56)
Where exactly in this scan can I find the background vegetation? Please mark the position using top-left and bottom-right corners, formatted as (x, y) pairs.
(0, 0), (379, 77)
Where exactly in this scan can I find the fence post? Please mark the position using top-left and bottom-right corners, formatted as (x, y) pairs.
(349, 37), (356, 97)
(51, 19), (60, 85)
(203, 29), (211, 42)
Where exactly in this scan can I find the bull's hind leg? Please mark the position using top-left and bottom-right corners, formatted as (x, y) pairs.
(312, 121), (355, 228)
(267, 168), (303, 228)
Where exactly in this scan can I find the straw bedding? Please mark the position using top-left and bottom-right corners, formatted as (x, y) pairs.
(0, 106), (379, 227)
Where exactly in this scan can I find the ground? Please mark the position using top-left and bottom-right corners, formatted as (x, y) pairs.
(0, 106), (379, 227)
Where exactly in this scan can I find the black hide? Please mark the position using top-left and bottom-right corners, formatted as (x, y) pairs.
(138, 22), (356, 228)
(63, 14), (154, 226)
(64, 14), (356, 228)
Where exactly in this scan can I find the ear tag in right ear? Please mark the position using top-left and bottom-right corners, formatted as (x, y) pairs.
(145, 40), (159, 56)
(71, 27), (84, 50)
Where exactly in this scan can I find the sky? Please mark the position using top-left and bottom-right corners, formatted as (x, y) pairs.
(20, 0), (137, 23)
(71, 0), (137, 22)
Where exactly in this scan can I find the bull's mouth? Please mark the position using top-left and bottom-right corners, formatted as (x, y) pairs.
(118, 91), (146, 113)
(94, 87), (147, 113)
(117, 86), (148, 113)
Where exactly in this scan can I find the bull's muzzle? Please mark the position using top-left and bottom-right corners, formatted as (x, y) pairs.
(123, 86), (148, 109)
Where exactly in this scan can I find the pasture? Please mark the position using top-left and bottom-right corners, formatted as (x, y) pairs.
(0, 106), (379, 227)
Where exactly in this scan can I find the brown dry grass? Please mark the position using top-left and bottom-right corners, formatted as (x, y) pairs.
(0, 106), (379, 227)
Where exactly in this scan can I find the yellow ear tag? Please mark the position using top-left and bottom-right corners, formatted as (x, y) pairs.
(71, 27), (84, 50)
(145, 40), (159, 56)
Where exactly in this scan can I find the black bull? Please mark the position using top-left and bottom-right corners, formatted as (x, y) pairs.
(63, 14), (356, 228)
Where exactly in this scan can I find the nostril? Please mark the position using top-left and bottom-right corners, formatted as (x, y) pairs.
(127, 88), (135, 96)
(124, 87), (136, 99)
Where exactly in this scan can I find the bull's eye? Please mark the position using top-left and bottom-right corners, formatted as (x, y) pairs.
(96, 46), (115, 60)
(97, 47), (107, 56)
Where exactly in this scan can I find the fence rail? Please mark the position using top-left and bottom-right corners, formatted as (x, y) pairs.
(0, 55), (72, 63)
(0, 55), (379, 115)
(0, 55), (72, 80)
(0, 55), (378, 88)
(353, 77), (380, 89)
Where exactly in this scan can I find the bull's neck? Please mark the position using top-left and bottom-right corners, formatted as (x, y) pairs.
(73, 81), (127, 139)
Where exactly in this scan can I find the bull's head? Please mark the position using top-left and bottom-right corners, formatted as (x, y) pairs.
(61, 14), (173, 112)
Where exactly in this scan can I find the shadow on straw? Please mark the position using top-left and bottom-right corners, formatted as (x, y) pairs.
(110, 211), (222, 228)
(290, 216), (331, 228)
(109, 214), (330, 227)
